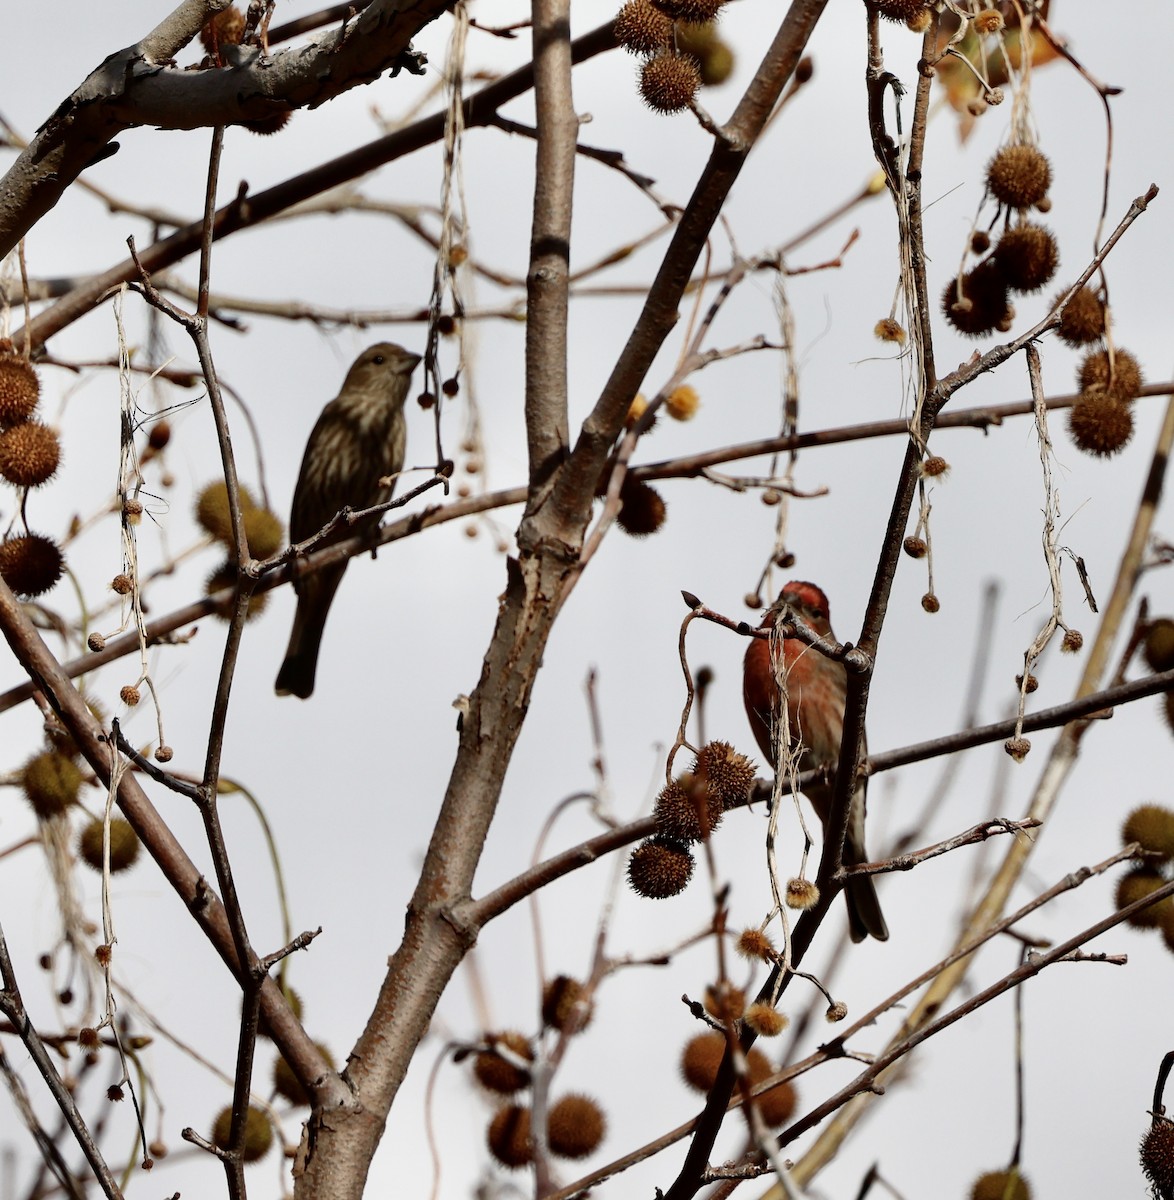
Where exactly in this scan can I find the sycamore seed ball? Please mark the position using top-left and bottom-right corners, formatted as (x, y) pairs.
(1068, 395), (1133, 458)
(487, 1104), (533, 1169)
(1078, 348), (1143, 404)
(0, 533), (63, 597)
(986, 144), (1051, 209)
(77, 818), (140, 873)
(542, 975), (594, 1034)
(870, 0), (929, 22)
(1053, 285), (1106, 347)
(970, 1169), (1032, 1200)
(1141, 1119), (1174, 1200)
(1144, 619), (1174, 673)
(613, 0), (672, 55)
(210, 1105), (272, 1161)
(1122, 804), (1174, 862)
(655, 773), (724, 843)
(1116, 867), (1174, 928)
(23, 750), (84, 818)
(628, 835), (694, 897)
(0, 421), (61, 487)
(0, 352), (40, 426)
(547, 1094), (606, 1159)
(640, 51), (702, 114)
(474, 1031), (534, 1094)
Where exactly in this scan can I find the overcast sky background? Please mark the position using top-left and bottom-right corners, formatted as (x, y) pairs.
(2, 2), (1174, 1197)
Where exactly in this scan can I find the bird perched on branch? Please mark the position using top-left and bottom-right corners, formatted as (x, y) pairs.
(275, 343), (421, 699)
(742, 580), (889, 942)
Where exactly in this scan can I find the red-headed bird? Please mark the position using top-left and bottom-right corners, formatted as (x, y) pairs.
(743, 580), (888, 942)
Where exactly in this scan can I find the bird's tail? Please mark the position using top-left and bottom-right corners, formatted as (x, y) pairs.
(845, 872), (889, 943)
(274, 567), (345, 699)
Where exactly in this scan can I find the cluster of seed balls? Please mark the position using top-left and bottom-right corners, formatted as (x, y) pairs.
(613, 0), (736, 114)
(193, 480), (284, 620)
(472, 976), (606, 1169)
(942, 143), (1059, 341)
(627, 741), (757, 899)
(1114, 794), (1174, 954)
(19, 693), (142, 871)
(0, 346), (67, 599)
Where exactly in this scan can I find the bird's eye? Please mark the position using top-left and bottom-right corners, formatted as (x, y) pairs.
(372, 354), (386, 365)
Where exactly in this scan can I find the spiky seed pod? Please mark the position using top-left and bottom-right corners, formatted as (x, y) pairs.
(487, 1104), (532, 1169)
(697, 40), (734, 86)
(639, 51), (702, 114)
(942, 264), (1012, 337)
(194, 479), (258, 543)
(1061, 629), (1084, 653)
(242, 506), (284, 559)
(473, 1031), (534, 1094)
(257, 984), (302, 1040)
(665, 384), (700, 421)
(744, 1002), (788, 1037)
(1141, 1119), (1174, 1200)
(242, 110), (292, 136)
(922, 592), (941, 613)
(874, 317), (906, 344)
(542, 976), (593, 1034)
(1145, 619), (1174, 673)
(970, 230), (991, 255)
(211, 1105), (273, 1162)
(1053, 285), (1106, 346)
(614, 0), (673, 55)
(628, 835), (694, 898)
(616, 476), (667, 537)
(735, 927), (776, 961)
(654, 773), (723, 842)
(1122, 804), (1174, 862)
(273, 1043), (335, 1106)
(22, 750), (83, 818)
(652, 0), (724, 21)
(903, 535), (928, 558)
(746, 1051), (796, 1126)
(147, 420), (171, 451)
(703, 981), (745, 1023)
(0, 353), (40, 426)
(785, 877), (819, 909)
(986, 144), (1051, 209)
(547, 1095), (606, 1159)
(921, 455), (949, 478)
(1115, 867), (1174, 928)
(200, 5), (246, 53)
(1016, 673), (1039, 694)
(1068, 395), (1133, 458)
(826, 1000), (848, 1022)
(205, 561), (268, 621)
(681, 1031), (726, 1091)
(0, 421), (60, 487)
(970, 1169), (1032, 1200)
(1078, 348), (1144, 404)
(905, 8), (931, 32)
(693, 741), (756, 808)
(625, 393), (650, 428)
(974, 10), (1004, 34)
(992, 224), (1058, 293)
(870, 0), (929, 21)
(77, 818), (140, 872)
(0, 533), (63, 597)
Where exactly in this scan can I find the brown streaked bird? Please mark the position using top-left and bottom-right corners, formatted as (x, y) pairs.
(275, 343), (421, 699)
(742, 580), (889, 942)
